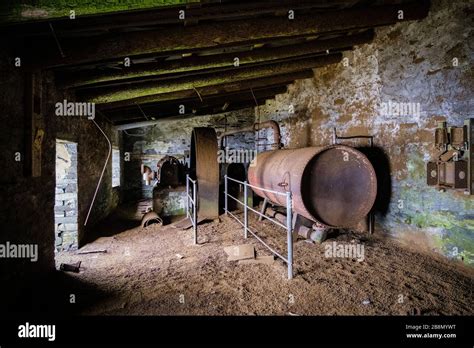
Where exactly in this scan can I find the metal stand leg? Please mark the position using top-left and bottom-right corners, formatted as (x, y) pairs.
(286, 192), (293, 280)
(224, 174), (228, 215)
(258, 198), (268, 222)
(368, 212), (375, 235)
(244, 181), (248, 239)
(292, 213), (299, 239)
(193, 180), (197, 244)
(186, 174), (189, 220)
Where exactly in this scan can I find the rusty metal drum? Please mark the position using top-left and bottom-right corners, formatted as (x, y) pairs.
(248, 145), (377, 228)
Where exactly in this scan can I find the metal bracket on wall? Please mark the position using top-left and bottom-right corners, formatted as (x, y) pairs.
(466, 118), (474, 195)
(427, 119), (472, 195)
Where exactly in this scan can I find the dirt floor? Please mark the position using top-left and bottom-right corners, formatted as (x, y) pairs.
(54, 207), (474, 316)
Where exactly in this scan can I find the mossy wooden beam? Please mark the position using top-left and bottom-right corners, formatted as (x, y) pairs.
(0, 0), (200, 24)
(25, 1), (429, 68)
(1, 1), (353, 34)
(114, 98), (267, 127)
(105, 85), (287, 121)
(80, 54), (341, 104)
(60, 31), (372, 88)
(98, 69), (313, 110)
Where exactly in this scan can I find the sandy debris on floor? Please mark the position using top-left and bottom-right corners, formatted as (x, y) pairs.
(56, 214), (473, 315)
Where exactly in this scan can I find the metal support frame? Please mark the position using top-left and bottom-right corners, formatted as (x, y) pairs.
(224, 173), (228, 215)
(186, 174), (198, 244)
(258, 198), (268, 222)
(244, 181), (248, 239)
(224, 175), (294, 279)
(465, 118), (473, 195)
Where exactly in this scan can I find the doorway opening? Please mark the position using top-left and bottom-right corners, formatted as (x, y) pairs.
(54, 139), (78, 258)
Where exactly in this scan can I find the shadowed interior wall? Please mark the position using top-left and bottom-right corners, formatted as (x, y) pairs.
(0, 46), (122, 295)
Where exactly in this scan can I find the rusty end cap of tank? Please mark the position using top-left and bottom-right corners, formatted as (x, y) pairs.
(301, 145), (377, 228)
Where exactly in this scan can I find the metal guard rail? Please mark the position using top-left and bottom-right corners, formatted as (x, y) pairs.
(186, 174), (198, 244)
(224, 175), (294, 279)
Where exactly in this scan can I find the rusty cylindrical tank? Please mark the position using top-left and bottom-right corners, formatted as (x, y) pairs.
(248, 145), (377, 228)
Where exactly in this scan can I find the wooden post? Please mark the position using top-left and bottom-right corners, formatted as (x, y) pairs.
(24, 71), (44, 177)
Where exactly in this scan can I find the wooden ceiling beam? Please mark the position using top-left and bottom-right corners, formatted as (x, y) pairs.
(1, 1), (358, 37)
(21, 1), (429, 68)
(105, 85), (287, 121)
(98, 69), (314, 110)
(113, 98), (268, 127)
(59, 30), (373, 88)
(79, 54), (341, 104)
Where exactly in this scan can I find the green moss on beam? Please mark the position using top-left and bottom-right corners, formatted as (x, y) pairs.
(0, 0), (198, 24)
(81, 54), (341, 104)
(62, 31), (373, 88)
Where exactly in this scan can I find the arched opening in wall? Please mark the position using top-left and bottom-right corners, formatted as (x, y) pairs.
(54, 139), (78, 261)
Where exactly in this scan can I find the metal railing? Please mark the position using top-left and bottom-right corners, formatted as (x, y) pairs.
(186, 174), (198, 244)
(223, 175), (294, 279)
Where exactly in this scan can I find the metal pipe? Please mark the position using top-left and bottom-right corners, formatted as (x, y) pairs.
(193, 178), (197, 245)
(244, 181), (248, 239)
(368, 212), (374, 235)
(227, 176), (287, 196)
(84, 119), (112, 226)
(245, 226), (288, 263)
(186, 174), (190, 219)
(115, 120), (161, 130)
(224, 174), (228, 215)
(333, 127), (374, 147)
(258, 198), (268, 222)
(115, 114), (202, 130)
(286, 191), (293, 280)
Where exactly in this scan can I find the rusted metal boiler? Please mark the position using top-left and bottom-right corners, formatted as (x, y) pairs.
(248, 145), (377, 228)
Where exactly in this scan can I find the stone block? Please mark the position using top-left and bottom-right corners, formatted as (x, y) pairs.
(65, 184), (77, 192)
(57, 223), (77, 232)
(56, 192), (76, 200)
(65, 210), (76, 217)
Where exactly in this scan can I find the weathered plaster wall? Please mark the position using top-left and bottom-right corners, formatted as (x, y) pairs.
(123, 108), (255, 201)
(256, 0), (473, 264)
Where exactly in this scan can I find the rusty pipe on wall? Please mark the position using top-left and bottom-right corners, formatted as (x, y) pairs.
(248, 145), (377, 228)
(219, 120), (281, 150)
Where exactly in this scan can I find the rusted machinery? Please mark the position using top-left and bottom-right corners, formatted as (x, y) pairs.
(141, 210), (163, 228)
(427, 119), (473, 194)
(139, 156), (186, 221)
(141, 164), (155, 185)
(248, 145), (377, 228)
(156, 155), (183, 187)
(190, 127), (219, 219)
(141, 155), (184, 187)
